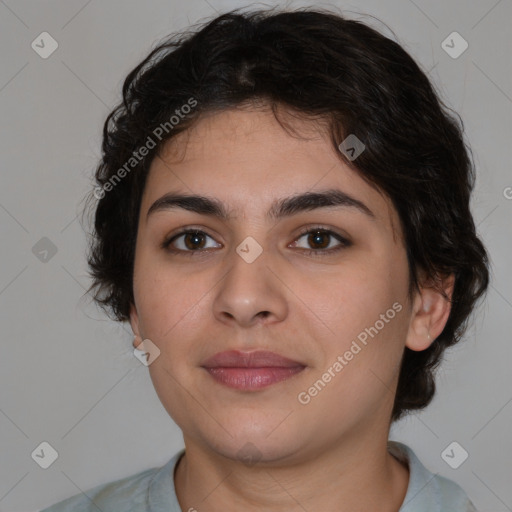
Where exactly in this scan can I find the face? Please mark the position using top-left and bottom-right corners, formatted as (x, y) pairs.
(129, 106), (427, 464)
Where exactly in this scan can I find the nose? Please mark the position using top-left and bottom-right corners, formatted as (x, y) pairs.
(212, 247), (288, 328)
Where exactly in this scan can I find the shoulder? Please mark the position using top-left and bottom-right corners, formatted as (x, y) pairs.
(388, 441), (478, 512)
(39, 450), (184, 512)
(433, 472), (478, 511)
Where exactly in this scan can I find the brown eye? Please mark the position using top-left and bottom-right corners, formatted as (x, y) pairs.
(306, 231), (331, 249)
(182, 231), (207, 250)
(163, 230), (221, 254)
(290, 227), (352, 257)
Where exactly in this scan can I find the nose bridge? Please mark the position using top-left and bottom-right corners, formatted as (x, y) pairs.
(212, 237), (287, 325)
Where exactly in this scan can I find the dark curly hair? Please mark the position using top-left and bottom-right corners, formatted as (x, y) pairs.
(82, 6), (490, 422)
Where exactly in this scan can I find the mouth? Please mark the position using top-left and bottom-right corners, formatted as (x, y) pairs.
(201, 350), (306, 391)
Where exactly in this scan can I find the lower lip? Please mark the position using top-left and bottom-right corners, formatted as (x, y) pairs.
(203, 367), (305, 390)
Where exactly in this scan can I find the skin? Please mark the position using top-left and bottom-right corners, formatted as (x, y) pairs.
(129, 104), (454, 512)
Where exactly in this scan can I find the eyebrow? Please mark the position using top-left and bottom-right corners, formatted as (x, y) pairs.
(146, 188), (375, 222)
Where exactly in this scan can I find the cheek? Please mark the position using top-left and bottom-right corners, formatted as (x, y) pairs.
(311, 251), (408, 363)
(133, 254), (179, 337)
(317, 260), (392, 325)
(133, 258), (212, 352)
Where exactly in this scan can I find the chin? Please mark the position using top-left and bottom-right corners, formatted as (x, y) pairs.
(192, 418), (307, 465)
(213, 436), (299, 465)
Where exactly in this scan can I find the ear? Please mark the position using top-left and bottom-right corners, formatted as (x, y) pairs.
(405, 273), (455, 351)
(129, 302), (143, 350)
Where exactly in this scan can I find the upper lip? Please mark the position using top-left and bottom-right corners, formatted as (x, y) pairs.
(201, 350), (304, 368)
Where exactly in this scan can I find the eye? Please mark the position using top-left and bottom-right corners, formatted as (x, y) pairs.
(162, 229), (221, 254)
(290, 226), (351, 256)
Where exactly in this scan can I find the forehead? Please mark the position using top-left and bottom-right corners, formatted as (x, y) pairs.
(142, 107), (401, 239)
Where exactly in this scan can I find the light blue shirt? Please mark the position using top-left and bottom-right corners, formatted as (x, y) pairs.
(39, 441), (477, 511)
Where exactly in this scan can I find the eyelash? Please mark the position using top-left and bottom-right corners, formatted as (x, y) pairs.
(161, 225), (352, 258)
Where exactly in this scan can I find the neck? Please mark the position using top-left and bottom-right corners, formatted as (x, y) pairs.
(174, 428), (409, 512)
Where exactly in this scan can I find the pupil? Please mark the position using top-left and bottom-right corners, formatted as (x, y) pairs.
(309, 231), (328, 249)
(186, 232), (204, 250)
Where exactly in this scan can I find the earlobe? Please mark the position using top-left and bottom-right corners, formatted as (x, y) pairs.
(405, 273), (455, 352)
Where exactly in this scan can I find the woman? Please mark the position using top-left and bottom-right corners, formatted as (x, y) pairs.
(41, 6), (489, 511)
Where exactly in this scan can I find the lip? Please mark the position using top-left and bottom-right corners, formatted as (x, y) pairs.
(201, 350), (306, 391)
(202, 350), (303, 368)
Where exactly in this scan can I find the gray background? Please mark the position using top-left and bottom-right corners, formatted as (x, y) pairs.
(0, 0), (510, 510)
